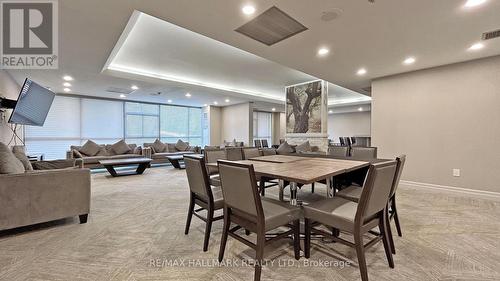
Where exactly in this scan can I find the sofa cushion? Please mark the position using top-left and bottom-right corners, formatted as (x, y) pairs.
(12, 146), (33, 171)
(32, 159), (76, 170)
(110, 140), (131, 155)
(0, 143), (26, 174)
(276, 141), (294, 154)
(151, 139), (166, 153)
(175, 139), (189, 151)
(80, 140), (101, 156)
(295, 141), (312, 153)
(108, 154), (143, 160)
(81, 156), (108, 164)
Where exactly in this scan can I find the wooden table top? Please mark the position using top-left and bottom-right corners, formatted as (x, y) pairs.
(249, 155), (306, 163)
(209, 156), (369, 184)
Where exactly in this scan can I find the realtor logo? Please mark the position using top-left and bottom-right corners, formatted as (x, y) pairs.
(1, 0), (58, 69)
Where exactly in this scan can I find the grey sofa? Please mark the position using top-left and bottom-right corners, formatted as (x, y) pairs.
(143, 141), (200, 164)
(0, 152), (91, 231)
(67, 141), (146, 168)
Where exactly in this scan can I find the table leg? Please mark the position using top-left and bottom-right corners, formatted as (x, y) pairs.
(104, 165), (118, 177)
(290, 182), (298, 206)
(278, 179), (285, 201)
(136, 163), (149, 174)
(326, 177), (333, 198)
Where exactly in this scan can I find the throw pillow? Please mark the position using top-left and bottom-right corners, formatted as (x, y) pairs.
(73, 149), (84, 158)
(11, 146), (33, 171)
(152, 139), (166, 153)
(276, 141), (294, 154)
(175, 139), (189, 151)
(0, 143), (25, 174)
(110, 140), (131, 155)
(295, 141), (312, 153)
(80, 140), (101, 156)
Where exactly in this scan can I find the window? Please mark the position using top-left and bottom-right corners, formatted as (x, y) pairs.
(125, 102), (159, 145)
(25, 97), (204, 160)
(253, 111), (272, 146)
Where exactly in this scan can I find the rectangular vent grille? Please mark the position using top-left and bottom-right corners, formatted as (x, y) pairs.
(482, 29), (500, 40)
(235, 6), (308, 46)
(105, 87), (133, 94)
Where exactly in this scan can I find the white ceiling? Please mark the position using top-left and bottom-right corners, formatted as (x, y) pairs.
(7, 0), (500, 107)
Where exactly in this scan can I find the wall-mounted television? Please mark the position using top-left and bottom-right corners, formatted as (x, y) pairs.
(7, 78), (55, 126)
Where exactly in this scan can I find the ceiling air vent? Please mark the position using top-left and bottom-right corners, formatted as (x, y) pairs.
(235, 6), (308, 46)
(105, 87), (133, 95)
(482, 29), (500, 40)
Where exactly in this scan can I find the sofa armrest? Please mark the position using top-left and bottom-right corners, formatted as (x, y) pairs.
(0, 168), (91, 231)
(142, 147), (152, 159)
(66, 150), (74, 159)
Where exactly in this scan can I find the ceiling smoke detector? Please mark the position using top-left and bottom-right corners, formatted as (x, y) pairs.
(320, 9), (343, 22)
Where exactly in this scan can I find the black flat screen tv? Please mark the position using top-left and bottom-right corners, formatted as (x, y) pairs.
(8, 78), (55, 126)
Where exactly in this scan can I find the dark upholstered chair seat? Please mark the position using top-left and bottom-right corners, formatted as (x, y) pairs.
(304, 197), (377, 233)
(233, 198), (300, 231)
(336, 185), (362, 202)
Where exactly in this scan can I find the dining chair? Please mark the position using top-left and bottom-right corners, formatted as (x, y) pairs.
(184, 155), (224, 252)
(225, 147), (244, 161)
(327, 146), (349, 157)
(261, 148), (277, 156)
(336, 155), (406, 254)
(217, 160), (301, 281)
(242, 147), (279, 196)
(261, 139), (269, 148)
(254, 139), (262, 148)
(203, 149), (227, 186)
(339, 137), (345, 146)
(350, 146), (377, 159)
(344, 137), (352, 147)
(242, 147), (261, 159)
(303, 161), (398, 281)
(351, 137), (357, 146)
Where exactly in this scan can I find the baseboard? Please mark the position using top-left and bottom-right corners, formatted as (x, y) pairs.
(400, 180), (500, 200)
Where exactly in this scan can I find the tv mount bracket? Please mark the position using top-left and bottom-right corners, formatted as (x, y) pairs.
(0, 97), (17, 109)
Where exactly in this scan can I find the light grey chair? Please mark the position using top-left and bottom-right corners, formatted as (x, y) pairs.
(203, 149), (227, 186)
(242, 147), (261, 159)
(336, 155), (406, 254)
(184, 155), (224, 252)
(350, 146), (377, 158)
(217, 160), (301, 281)
(225, 147), (243, 161)
(328, 146), (349, 157)
(304, 161), (398, 281)
(261, 148), (277, 156)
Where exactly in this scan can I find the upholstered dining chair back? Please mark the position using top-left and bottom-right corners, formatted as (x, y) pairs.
(204, 149), (227, 175)
(327, 146), (349, 157)
(185, 156), (212, 200)
(389, 155), (406, 198)
(254, 139), (262, 148)
(261, 139), (269, 148)
(225, 147), (243, 161)
(242, 148), (261, 159)
(218, 161), (263, 218)
(357, 161), (398, 220)
(350, 146), (377, 158)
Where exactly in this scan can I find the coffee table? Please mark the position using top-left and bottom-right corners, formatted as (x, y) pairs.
(99, 158), (152, 177)
(166, 154), (203, 169)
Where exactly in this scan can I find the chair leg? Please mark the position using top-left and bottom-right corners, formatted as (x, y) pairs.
(380, 211), (395, 268)
(218, 208), (230, 262)
(184, 194), (195, 235)
(386, 207), (396, 255)
(392, 196), (402, 237)
(311, 183), (315, 193)
(354, 231), (369, 281)
(304, 219), (311, 259)
(293, 220), (300, 260)
(254, 230), (265, 281)
(278, 181), (285, 201)
(203, 207), (214, 252)
(260, 180), (265, 196)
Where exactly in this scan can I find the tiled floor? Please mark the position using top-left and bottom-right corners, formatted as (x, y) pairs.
(1, 166), (499, 280)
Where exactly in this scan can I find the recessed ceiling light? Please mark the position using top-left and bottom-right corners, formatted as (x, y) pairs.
(185, 93), (191, 97)
(167, 99), (172, 103)
(328, 110), (333, 114)
(63, 88), (71, 92)
(271, 108), (276, 111)
(225, 99), (230, 103)
(213, 101), (218, 105)
(358, 107), (363, 111)
(63, 75), (73, 81)
(242, 5), (256, 15)
(63, 82), (71, 87)
(203, 104), (208, 107)
(131, 85), (139, 90)
(357, 68), (367, 76)
(468, 42), (484, 51)
(120, 94), (126, 98)
(403, 57), (416, 65)
(317, 47), (330, 56)
(464, 0), (487, 8)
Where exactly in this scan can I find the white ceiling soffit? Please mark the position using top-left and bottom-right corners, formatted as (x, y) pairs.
(102, 11), (370, 106)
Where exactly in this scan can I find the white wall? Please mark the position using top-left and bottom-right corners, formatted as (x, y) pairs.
(372, 55), (500, 193)
(208, 105), (222, 146)
(0, 71), (21, 145)
(328, 111), (371, 142)
(220, 102), (253, 146)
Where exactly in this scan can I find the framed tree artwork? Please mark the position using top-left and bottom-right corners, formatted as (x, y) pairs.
(285, 80), (328, 134)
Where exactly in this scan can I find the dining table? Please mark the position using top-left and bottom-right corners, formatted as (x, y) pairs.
(207, 155), (371, 205)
